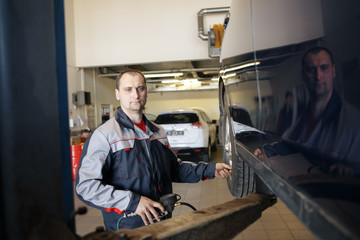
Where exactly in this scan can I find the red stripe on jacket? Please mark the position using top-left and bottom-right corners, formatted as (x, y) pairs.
(105, 208), (125, 215)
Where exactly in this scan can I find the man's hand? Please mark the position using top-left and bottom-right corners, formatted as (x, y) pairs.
(135, 196), (165, 226)
(215, 163), (232, 179)
(329, 163), (355, 177)
(254, 148), (266, 161)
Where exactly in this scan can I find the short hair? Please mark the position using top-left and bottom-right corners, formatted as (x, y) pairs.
(115, 69), (146, 89)
(81, 128), (91, 134)
(301, 46), (334, 69)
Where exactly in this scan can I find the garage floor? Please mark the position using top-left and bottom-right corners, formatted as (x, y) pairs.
(74, 147), (316, 240)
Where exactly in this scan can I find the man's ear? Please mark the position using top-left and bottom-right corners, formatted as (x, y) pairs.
(115, 89), (120, 100)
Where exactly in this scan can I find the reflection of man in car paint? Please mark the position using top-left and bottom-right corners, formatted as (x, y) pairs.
(275, 91), (293, 137)
(255, 47), (360, 177)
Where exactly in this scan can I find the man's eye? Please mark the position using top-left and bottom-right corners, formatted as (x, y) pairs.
(320, 64), (329, 71)
(138, 87), (145, 92)
(125, 88), (132, 92)
(306, 67), (316, 74)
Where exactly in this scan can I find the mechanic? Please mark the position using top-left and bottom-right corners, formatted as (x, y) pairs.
(254, 47), (360, 177)
(80, 128), (91, 143)
(75, 69), (232, 231)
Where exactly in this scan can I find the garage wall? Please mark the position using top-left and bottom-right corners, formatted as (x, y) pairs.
(71, 0), (231, 67)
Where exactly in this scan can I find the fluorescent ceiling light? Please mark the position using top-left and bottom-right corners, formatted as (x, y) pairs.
(203, 71), (218, 75)
(182, 78), (198, 82)
(144, 72), (183, 78)
(161, 79), (181, 84)
(221, 61), (260, 74)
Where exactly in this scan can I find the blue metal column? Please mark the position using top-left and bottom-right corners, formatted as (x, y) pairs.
(0, 0), (74, 239)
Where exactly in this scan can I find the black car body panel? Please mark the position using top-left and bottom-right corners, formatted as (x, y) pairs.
(219, 1), (360, 239)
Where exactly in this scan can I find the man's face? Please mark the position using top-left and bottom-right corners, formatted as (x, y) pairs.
(115, 73), (147, 114)
(303, 50), (336, 99)
(81, 132), (90, 139)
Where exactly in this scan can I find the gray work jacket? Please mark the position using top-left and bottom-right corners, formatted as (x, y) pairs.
(76, 108), (216, 230)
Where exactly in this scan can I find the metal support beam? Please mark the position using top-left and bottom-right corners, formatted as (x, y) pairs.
(83, 194), (277, 240)
(0, 0), (75, 239)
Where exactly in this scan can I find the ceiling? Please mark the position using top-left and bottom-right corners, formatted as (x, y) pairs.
(97, 58), (224, 92)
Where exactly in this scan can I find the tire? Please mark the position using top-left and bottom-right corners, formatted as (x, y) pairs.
(211, 138), (217, 152)
(220, 81), (256, 198)
(202, 140), (211, 162)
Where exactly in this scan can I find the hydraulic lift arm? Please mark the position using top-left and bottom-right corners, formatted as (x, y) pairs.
(82, 193), (276, 240)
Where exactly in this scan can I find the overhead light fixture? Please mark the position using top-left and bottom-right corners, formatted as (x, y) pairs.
(144, 72), (184, 78)
(183, 79), (201, 89)
(220, 61), (260, 74)
(182, 78), (198, 82)
(203, 71), (218, 75)
(161, 79), (181, 84)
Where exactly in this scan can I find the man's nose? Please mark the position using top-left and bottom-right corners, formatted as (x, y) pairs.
(316, 67), (322, 80)
(132, 89), (139, 98)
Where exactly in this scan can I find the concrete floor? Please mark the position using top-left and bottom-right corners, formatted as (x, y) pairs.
(74, 147), (317, 240)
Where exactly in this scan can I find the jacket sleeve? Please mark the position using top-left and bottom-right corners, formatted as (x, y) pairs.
(261, 139), (297, 158)
(75, 129), (140, 214)
(171, 156), (216, 183)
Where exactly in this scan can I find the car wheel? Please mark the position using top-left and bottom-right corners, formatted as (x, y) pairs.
(221, 84), (256, 198)
(202, 140), (211, 162)
(211, 138), (217, 152)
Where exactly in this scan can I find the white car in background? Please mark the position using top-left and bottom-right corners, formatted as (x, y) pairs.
(154, 108), (217, 162)
(144, 113), (157, 122)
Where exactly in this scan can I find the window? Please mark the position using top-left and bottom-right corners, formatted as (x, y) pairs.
(155, 113), (199, 124)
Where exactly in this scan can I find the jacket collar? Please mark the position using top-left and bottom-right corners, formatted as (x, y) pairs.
(285, 88), (342, 141)
(321, 89), (342, 124)
(115, 107), (159, 132)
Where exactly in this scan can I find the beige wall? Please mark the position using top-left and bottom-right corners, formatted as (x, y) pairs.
(71, 0), (231, 67)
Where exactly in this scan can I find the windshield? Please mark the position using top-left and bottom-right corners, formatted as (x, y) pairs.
(155, 113), (199, 124)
